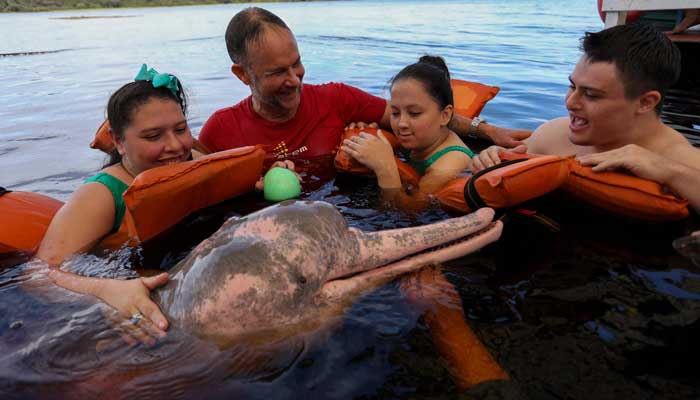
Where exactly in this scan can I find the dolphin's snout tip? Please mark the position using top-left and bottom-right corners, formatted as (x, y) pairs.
(473, 207), (496, 222)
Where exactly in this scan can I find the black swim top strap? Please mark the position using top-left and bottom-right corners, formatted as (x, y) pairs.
(464, 158), (528, 210)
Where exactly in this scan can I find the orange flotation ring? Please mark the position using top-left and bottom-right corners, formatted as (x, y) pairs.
(0, 146), (265, 255)
(337, 135), (689, 222)
(597, 0), (643, 23)
(437, 151), (689, 221)
(335, 128), (570, 214)
(0, 188), (63, 254)
(563, 158), (689, 221)
(433, 152), (570, 213)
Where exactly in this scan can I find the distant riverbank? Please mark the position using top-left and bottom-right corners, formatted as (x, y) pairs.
(1, 0), (320, 13)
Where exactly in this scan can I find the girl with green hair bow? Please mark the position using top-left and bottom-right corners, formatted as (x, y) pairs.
(36, 64), (200, 345)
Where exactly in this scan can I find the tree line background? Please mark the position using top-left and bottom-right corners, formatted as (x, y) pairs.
(1, 0), (314, 12)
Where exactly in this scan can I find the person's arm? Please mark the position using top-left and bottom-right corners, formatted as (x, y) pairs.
(577, 144), (700, 213)
(418, 152), (472, 194)
(448, 113), (532, 148)
(36, 183), (169, 340)
(341, 130), (401, 189)
(48, 268), (169, 345)
(671, 9), (700, 34)
(37, 183), (116, 265)
(470, 117), (570, 172)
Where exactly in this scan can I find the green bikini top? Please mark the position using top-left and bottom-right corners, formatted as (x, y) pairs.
(84, 172), (129, 234)
(403, 146), (475, 176)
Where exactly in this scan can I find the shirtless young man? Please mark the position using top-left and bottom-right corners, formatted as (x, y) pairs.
(472, 23), (700, 212)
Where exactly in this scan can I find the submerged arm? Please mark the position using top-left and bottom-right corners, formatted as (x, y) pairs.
(35, 183), (169, 339)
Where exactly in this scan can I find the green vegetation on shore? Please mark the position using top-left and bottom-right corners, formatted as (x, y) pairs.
(1, 0), (318, 13)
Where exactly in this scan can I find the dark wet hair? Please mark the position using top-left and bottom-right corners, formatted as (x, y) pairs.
(581, 23), (681, 114)
(225, 7), (291, 65)
(104, 78), (188, 167)
(391, 55), (453, 110)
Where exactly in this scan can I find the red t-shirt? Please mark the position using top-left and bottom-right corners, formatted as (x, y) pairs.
(198, 82), (386, 161)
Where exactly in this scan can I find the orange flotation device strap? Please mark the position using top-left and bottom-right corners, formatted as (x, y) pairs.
(401, 266), (508, 389)
(563, 158), (689, 221)
(90, 119), (212, 155)
(0, 188), (63, 254)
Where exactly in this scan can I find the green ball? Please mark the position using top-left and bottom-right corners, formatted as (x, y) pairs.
(263, 167), (302, 202)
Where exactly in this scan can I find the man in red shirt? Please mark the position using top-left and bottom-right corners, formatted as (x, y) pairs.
(199, 7), (530, 163)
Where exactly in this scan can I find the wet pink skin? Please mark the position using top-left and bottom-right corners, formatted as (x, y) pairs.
(153, 201), (501, 347)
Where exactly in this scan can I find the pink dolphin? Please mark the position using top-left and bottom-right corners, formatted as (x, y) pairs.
(153, 200), (502, 347)
(154, 201), (502, 346)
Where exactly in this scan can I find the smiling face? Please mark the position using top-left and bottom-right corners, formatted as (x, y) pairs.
(115, 97), (193, 175)
(565, 56), (642, 149)
(389, 78), (452, 152)
(235, 27), (305, 121)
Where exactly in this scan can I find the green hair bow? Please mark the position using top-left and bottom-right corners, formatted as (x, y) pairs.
(134, 64), (181, 99)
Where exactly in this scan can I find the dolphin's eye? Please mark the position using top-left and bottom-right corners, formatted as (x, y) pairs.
(298, 275), (307, 284)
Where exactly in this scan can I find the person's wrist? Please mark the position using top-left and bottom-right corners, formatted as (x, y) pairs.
(375, 159), (395, 176)
(470, 117), (490, 139)
(87, 277), (106, 299)
(662, 160), (688, 187)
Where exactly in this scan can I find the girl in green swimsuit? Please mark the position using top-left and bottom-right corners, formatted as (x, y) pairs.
(341, 55), (474, 200)
(36, 65), (199, 344)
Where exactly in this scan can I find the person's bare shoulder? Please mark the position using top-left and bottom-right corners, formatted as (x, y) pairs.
(525, 117), (577, 156)
(664, 139), (700, 170)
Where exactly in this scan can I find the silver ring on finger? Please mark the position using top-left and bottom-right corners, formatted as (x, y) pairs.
(129, 311), (144, 325)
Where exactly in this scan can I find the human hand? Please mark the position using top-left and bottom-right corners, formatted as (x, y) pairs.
(482, 125), (532, 148)
(255, 160), (301, 191)
(341, 130), (396, 174)
(470, 145), (525, 173)
(576, 144), (670, 184)
(673, 231), (700, 267)
(345, 121), (379, 131)
(49, 269), (170, 346)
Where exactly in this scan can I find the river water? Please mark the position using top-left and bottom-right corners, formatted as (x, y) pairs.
(2, 1), (700, 399)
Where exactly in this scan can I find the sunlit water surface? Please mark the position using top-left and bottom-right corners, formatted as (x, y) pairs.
(1, 1), (700, 399)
